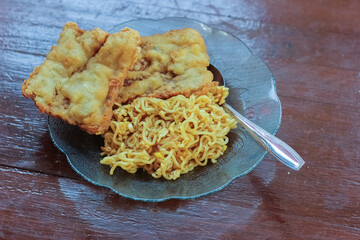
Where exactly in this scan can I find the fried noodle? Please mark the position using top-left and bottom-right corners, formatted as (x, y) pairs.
(100, 86), (237, 180)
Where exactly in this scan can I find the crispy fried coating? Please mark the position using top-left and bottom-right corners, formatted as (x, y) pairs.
(22, 22), (140, 134)
(116, 28), (214, 104)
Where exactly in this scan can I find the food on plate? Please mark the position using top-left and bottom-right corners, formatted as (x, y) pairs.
(22, 22), (237, 180)
(101, 85), (237, 180)
(22, 22), (141, 134)
(116, 28), (214, 104)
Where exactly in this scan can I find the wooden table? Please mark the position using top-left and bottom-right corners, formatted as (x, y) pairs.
(1, 0), (359, 239)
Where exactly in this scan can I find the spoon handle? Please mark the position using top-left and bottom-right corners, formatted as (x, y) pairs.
(224, 103), (305, 171)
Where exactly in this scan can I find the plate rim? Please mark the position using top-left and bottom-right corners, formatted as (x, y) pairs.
(48, 17), (282, 202)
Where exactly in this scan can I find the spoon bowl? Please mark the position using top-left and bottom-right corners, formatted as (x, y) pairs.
(208, 64), (305, 171)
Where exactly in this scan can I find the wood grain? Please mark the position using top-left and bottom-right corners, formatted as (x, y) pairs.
(1, 164), (359, 239)
(0, 0), (360, 239)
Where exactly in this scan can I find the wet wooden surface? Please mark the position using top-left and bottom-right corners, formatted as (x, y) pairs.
(1, 0), (360, 239)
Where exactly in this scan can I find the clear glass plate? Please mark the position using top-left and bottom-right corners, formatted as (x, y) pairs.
(48, 17), (282, 202)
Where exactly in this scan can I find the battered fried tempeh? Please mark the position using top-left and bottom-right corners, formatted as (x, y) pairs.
(22, 22), (140, 134)
(116, 28), (214, 104)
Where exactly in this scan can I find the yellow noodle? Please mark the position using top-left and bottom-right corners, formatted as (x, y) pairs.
(100, 86), (237, 180)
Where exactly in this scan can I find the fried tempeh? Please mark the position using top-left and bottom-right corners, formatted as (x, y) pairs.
(22, 22), (140, 134)
(116, 28), (214, 104)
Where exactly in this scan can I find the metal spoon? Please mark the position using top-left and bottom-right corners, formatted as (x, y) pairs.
(208, 65), (305, 171)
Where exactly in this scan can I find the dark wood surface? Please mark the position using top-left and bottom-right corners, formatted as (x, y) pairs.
(1, 0), (360, 239)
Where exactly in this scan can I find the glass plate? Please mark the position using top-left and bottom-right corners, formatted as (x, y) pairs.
(48, 17), (282, 202)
